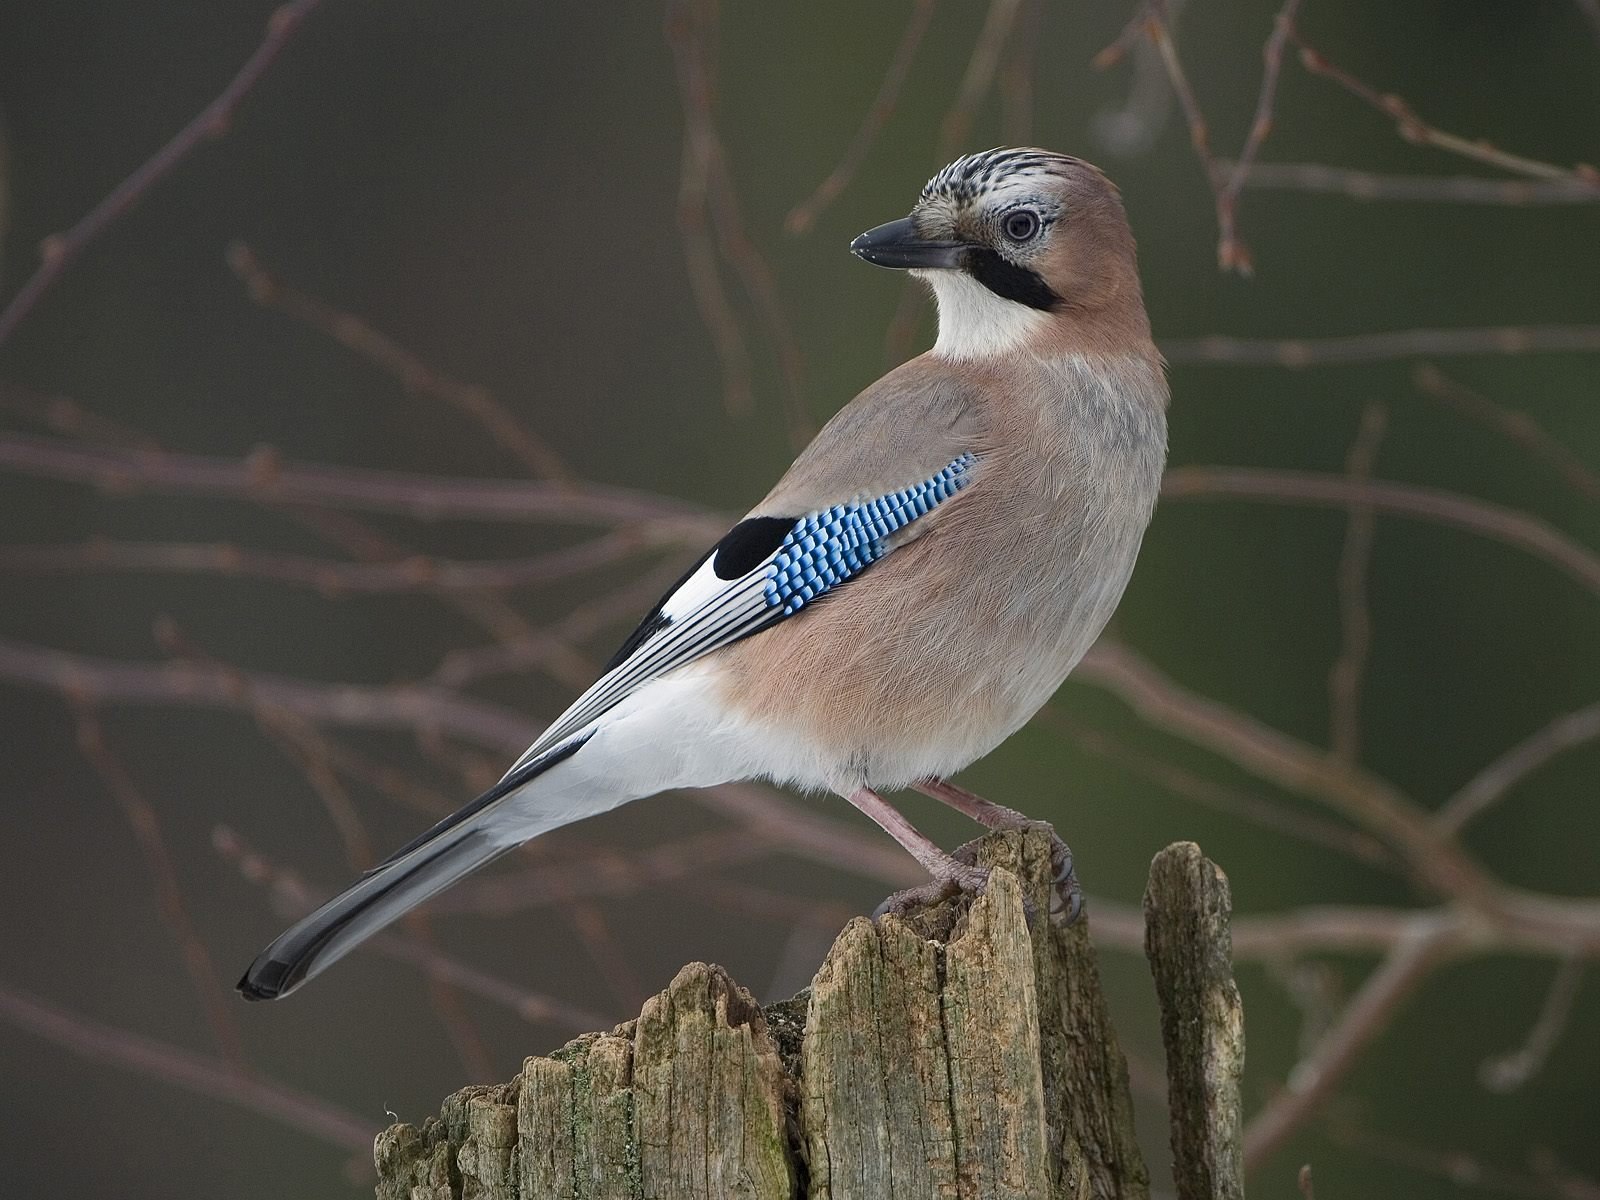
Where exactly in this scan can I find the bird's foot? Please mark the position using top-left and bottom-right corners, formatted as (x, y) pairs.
(914, 779), (1084, 926)
(871, 856), (991, 922)
(870, 827), (1082, 927)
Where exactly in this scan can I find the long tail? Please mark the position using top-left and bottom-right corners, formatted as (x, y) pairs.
(237, 735), (590, 1001)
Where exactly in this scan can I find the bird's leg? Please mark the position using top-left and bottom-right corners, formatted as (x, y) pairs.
(914, 777), (1083, 925)
(842, 786), (991, 918)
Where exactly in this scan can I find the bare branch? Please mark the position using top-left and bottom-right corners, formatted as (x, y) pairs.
(0, 531), (660, 596)
(1215, 0), (1303, 274)
(1242, 917), (1458, 1169)
(1437, 702), (1600, 835)
(1162, 467), (1600, 599)
(1075, 640), (1503, 909)
(787, 0), (938, 234)
(0, 978), (375, 1153)
(0, 430), (726, 539)
(227, 243), (570, 481)
(939, 0), (1026, 152)
(73, 708), (247, 1070)
(1217, 160), (1600, 205)
(1413, 364), (1600, 503)
(0, 634), (539, 752)
(1479, 955), (1584, 1094)
(1286, 24), (1600, 190)
(0, 0), (330, 347)
(1327, 404), (1387, 761)
(1161, 325), (1600, 366)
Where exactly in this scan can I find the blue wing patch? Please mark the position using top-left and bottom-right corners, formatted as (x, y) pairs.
(764, 453), (974, 614)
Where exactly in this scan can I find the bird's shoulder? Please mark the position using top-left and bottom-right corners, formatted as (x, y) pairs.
(754, 353), (988, 518)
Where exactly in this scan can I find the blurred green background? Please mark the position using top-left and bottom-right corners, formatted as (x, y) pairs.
(1, 1), (1597, 1197)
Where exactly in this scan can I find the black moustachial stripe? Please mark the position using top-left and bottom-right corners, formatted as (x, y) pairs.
(964, 246), (1062, 311)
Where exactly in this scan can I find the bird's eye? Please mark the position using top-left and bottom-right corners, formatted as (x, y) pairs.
(1002, 209), (1040, 242)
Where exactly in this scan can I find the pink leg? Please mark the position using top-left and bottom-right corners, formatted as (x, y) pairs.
(913, 777), (1032, 829)
(842, 786), (989, 905)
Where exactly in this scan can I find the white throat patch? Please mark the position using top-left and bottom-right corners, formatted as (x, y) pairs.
(918, 269), (1050, 360)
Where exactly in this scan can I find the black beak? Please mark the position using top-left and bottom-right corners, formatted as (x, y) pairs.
(849, 217), (965, 270)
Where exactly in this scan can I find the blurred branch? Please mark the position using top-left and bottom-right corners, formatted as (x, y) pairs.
(1161, 325), (1600, 365)
(227, 243), (570, 481)
(0, 430), (725, 538)
(1162, 467), (1600, 600)
(0, 634), (540, 750)
(1042, 707), (1401, 871)
(665, 0), (812, 443)
(1436, 701), (1600, 835)
(0, 978), (376, 1153)
(1413, 364), (1600, 503)
(1327, 1120), (1600, 1200)
(1327, 404), (1386, 762)
(1214, 0), (1302, 274)
(1478, 954), (1584, 1094)
(0, 531), (661, 596)
(938, 0), (1025, 152)
(1242, 915), (1456, 1169)
(1286, 23), (1600, 191)
(1216, 160), (1600, 205)
(1077, 640), (1503, 909)
(786, 0), (938, 234)
(73, 707), (247, 1070)
(0, 0), (330, 348)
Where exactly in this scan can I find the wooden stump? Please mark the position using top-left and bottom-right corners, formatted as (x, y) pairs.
(376, 832), (1243, 1199)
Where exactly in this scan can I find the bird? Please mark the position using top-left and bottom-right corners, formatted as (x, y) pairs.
(238, 147), (1169, 1001)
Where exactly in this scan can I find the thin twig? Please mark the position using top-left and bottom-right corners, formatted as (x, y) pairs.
(1215, 0), (1303, 273)
(1141, 0), (1220, 193)
(1327, 404), (1387, 761)
(1243, 918), (1458, 1169)
(1327, 1121), (1600, 1200)
(1162, 467), (1600, 599)
(1041, 707), (1401, 871)
(1076, 640), (1503, 910)
(1479, 955), (1584, 1093)
(0, 0), (330, 347)
(787, 0), (939, 234)
(1413, 364), (1600, 502)
(0, 979), (375, 1152)
(0, 430), (726, 538)
(1216, 160), (1600, 205)
(666, 0), (812, 444)
(1437, 702), (1600, 835)
(0, 634), (541, 751)
(1286, 24), (1600, 190)
(939, 0), (1026, 152)
(0, 531), (659, 595)
(227, 243), (569, 481)
(72, 707), (248, 1071)
(1161, 325), (1600, 366)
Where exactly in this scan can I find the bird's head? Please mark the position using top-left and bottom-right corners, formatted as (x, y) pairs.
(851, 148), (1151, 361)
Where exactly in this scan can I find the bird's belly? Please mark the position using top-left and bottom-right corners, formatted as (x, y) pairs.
(712, 514), (1145, 794)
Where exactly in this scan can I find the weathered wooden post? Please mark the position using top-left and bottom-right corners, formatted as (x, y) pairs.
(375, 832), (1244, 1200)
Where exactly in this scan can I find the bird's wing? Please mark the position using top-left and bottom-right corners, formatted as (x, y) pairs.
(506, 356), (984, 774)
(505, 447), (978, 774)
